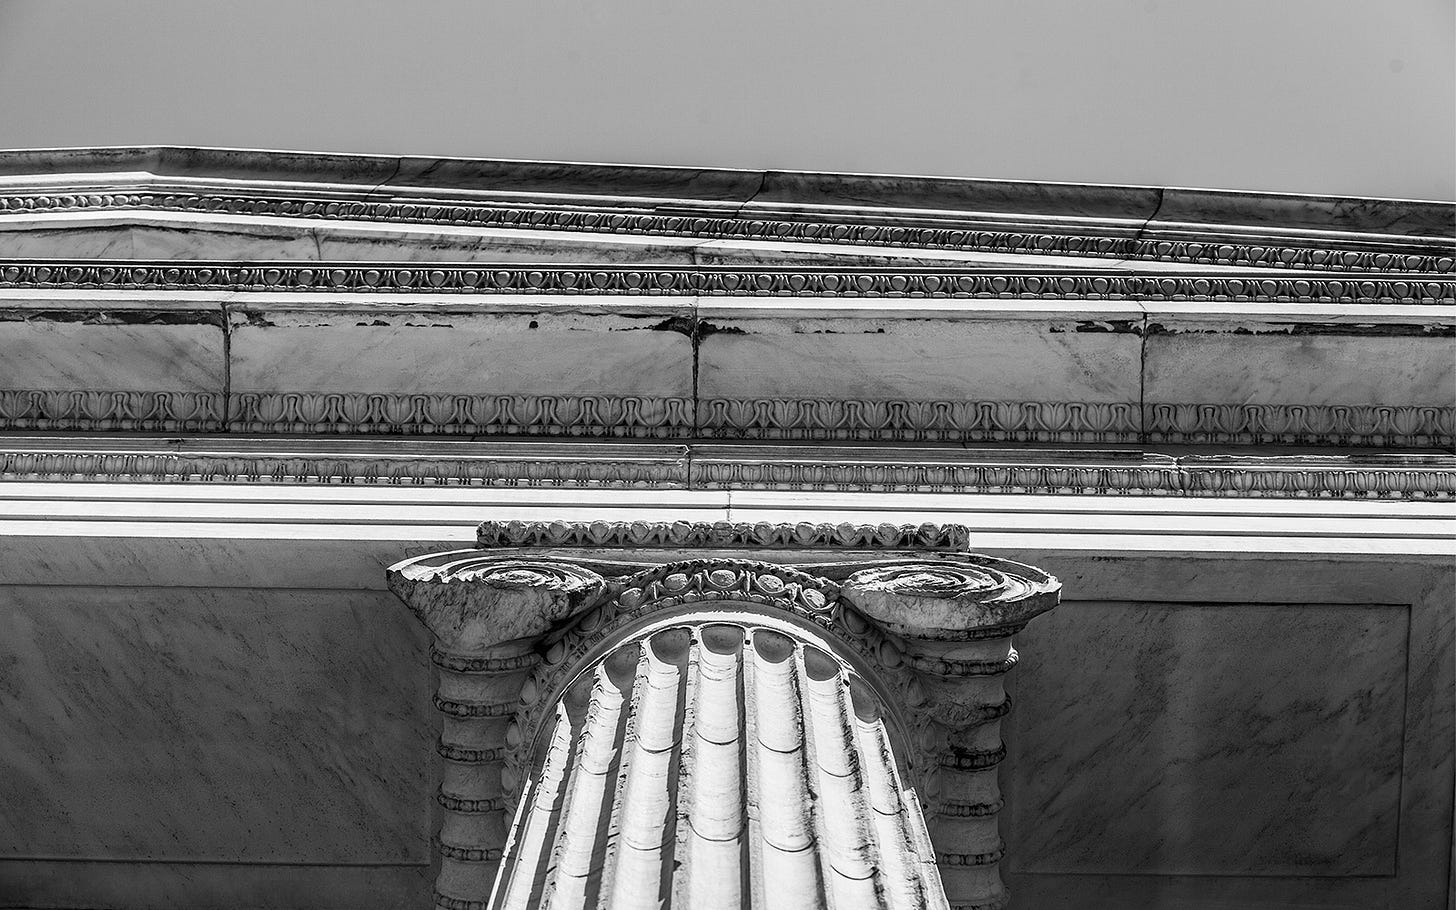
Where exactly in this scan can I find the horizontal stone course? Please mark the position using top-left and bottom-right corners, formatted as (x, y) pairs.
(1, 437), (1450, 499)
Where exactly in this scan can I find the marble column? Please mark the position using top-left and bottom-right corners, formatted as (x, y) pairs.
(390, 553), (608, 909)
(842, 563), (1053, 909)
(388, 521), (1059, 910)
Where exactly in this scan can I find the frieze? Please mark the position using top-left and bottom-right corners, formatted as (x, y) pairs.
(1, 191), (1450, 274)
(0, 260), (1452, 302)
(1, 389), (1449, 449)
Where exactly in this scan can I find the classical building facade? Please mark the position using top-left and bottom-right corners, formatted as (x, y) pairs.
(0, 147), (1450, 909)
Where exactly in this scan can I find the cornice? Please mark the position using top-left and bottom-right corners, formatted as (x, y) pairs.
(0, 146), (1450, 274)
(1, 188), (1451, 275)
(1, 437), (1451, 500)
(0, 391), (1450, 449)
(0, 260), (1451, 303)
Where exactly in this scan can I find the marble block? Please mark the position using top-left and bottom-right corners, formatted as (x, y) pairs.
(1144, 331), (1455, 407)
(697, 315), (1142, 403)
(0, 224), (140, 259)
(0, 309), (224, 392)
(227, 305), (695, 397)
(1006, 600), (1408, 877)
(0, 585), (434, 863)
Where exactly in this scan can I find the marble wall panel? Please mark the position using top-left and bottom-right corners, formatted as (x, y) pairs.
(128, 223), (321, 261)
(0, 860), (430, 910)
(1005, 600), (1409, 878)
(0, 314), (224, 391)
(696, 316), (1142, 403)
(0, 585), (435, 863)
(1143, 331), (1455, 407)
(0, 547), (1445, 909)
(227, 307), (694, 397)
(0, 224), (138, 259)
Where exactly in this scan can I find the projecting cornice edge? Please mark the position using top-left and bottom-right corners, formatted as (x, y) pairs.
(0, 146), (1450, 274)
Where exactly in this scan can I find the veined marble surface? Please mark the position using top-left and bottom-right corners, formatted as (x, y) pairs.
(1007, 600), (1408, 876)
(0, 318), (223, 392)
(0, 541), (1447, 908)
(697, 315), (1141, 404)
(228, 307), (695, 397)
(0, 585), (435, 863)
(1145, 331), (1455, 408)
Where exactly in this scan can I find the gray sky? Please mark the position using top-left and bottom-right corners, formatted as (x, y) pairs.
(0, 0), (1451, 201)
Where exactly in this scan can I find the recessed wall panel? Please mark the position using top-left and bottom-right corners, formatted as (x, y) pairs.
(0, 586), (434, 864)
(1007, 600), (1408, 877)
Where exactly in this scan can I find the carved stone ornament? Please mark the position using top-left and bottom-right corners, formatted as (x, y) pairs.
(2, 439), (1450, 498)
(0, 389), (1448, 449)
(4, 187), (1452, 274)
(475, 518), (970, 550)
(0, 260), (1451, 301)
(387, 520), (1059, 910)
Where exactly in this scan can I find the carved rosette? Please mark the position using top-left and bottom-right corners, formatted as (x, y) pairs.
(387, 522), (1058, 910)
